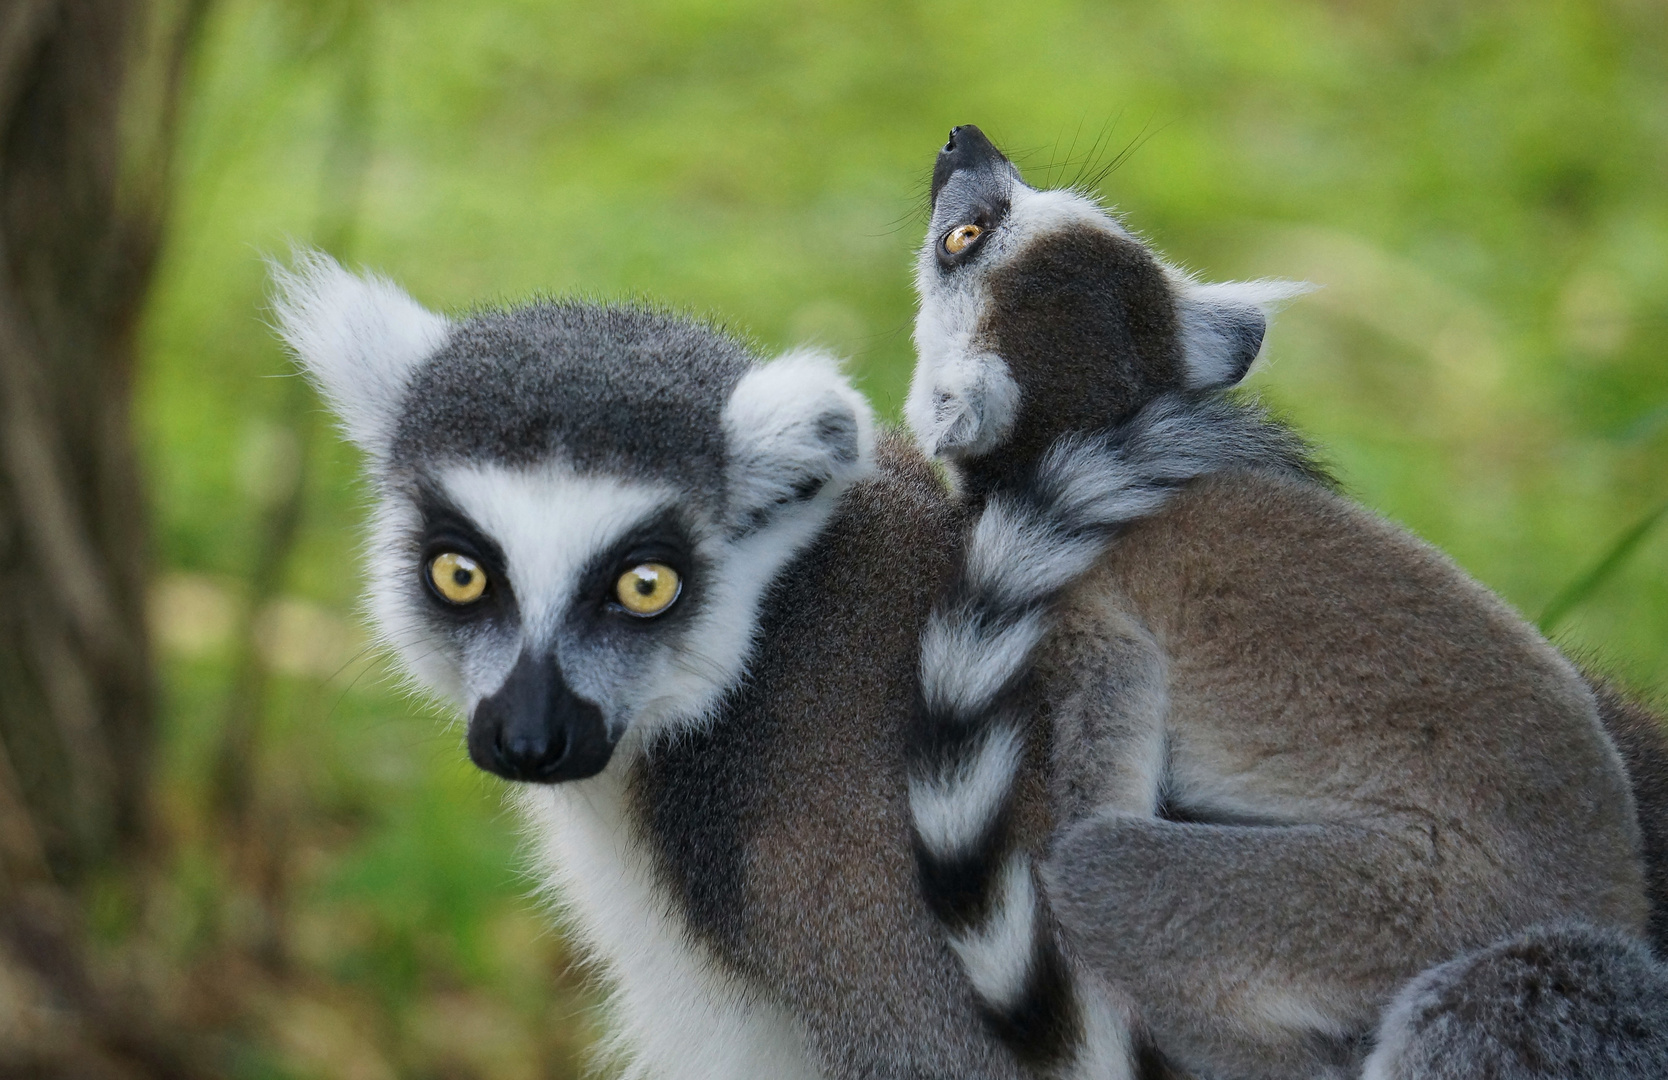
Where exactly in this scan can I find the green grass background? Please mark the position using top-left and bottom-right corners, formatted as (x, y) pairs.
(137, 1), (1667, 1075)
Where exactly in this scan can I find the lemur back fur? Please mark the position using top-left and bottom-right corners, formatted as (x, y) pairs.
(906, 125), (1662, 1080)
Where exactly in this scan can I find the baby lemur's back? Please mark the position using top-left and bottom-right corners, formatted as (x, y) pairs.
(907, 125), (1665, 1079)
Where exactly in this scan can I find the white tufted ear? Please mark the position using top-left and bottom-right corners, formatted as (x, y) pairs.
(1173, 278), (1314, 390)
(269, 249), (451, 456)
(722, 349), (875, 533)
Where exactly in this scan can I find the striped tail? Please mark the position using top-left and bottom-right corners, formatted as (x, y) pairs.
(907, 395), (1305, 1078)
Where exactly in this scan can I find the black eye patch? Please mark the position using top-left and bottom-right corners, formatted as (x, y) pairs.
(932, 172), (1012, 271)
(413, 489), (513, 617)
(573, 511), (705, 627)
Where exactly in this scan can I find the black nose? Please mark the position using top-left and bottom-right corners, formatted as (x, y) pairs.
(467, 651), (615, 783)
(932, 124), (1011, 204)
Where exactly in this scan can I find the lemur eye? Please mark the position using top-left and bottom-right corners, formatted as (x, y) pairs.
(943, 223), (983, 255)
(615, 563), (681, 617)
(429, 552), (488, 604)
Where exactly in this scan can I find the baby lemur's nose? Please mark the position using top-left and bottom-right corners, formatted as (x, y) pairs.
(932, 124), (1010, 202)
(941, 125), (1004, 166)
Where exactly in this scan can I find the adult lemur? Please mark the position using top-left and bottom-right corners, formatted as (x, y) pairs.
(904, 124), (1668, 1079)
(272, 254), (1218, 1079)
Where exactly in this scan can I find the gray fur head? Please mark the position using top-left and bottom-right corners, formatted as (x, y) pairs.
(272, 251), (874, 783)
(909, 125), (1309, 486)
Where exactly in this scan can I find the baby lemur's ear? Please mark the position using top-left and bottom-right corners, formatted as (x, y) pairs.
(1173, 279), (1313, 390)
(269, 249), (451, 457)
(722, 349), (874, 533)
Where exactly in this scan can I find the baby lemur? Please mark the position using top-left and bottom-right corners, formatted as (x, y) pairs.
(905, 125), (1665, 1080)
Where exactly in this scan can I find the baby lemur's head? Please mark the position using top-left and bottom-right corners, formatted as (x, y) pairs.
(909, 124), (1306, 493)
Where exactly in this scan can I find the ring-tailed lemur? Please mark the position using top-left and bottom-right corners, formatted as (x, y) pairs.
(905, 125), (1665, 1080)
(272, 253), (1219, 1080)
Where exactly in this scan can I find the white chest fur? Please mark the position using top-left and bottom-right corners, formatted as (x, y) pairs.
(515, 772), (825, 1080)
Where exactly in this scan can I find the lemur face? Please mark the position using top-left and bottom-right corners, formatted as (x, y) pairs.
(910, 125), (1301, 480)
(273, 254), (872, 784)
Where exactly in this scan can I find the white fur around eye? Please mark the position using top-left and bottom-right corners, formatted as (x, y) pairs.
(438, 463), (673, 649)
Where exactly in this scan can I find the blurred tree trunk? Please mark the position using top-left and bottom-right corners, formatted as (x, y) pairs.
(0, 0), (211, 1075)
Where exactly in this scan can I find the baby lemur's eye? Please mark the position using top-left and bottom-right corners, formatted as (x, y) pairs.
(615, 562), (681, 617)
(429, 551), (488, 604)
(942, 223), (983, 255)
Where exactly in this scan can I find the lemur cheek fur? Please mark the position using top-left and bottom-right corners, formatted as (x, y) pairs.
(905, 347), (1020, 460)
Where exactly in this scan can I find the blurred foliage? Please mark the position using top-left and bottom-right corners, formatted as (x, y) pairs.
(134, 0), (1666, 1075)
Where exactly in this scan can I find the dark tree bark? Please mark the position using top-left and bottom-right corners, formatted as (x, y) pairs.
(0, 0), (212, 1074)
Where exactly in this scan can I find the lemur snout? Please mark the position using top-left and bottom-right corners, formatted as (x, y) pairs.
(467, 651), (614, 783)
(931, 124), (1012, 204)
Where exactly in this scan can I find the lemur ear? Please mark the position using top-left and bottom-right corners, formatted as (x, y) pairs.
(1173, 279), (1313, 390)
(722, 349), (874, 532)
(269, 249), (450, 456)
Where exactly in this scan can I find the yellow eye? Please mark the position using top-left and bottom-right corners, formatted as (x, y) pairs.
(429, 552), (488, 604)
(943, 223), (983, 255)
(615, 563), (681, 617)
